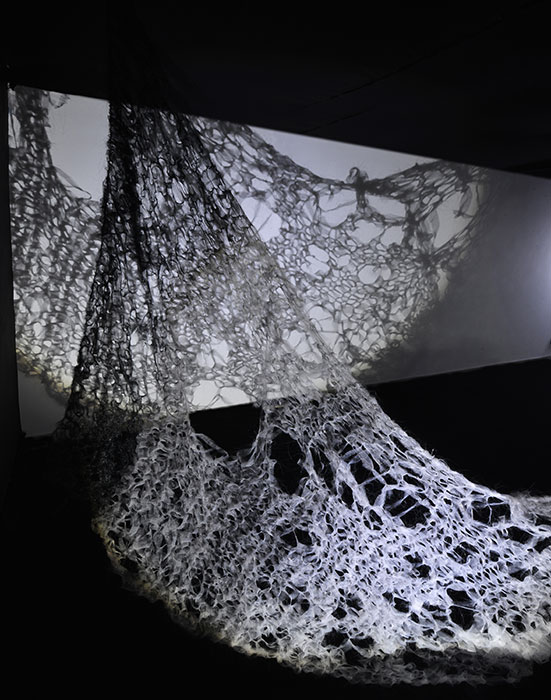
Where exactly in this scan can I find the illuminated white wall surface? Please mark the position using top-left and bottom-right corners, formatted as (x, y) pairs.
(9, 90), (551, 435)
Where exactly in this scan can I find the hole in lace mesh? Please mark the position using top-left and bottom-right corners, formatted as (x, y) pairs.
(406, 553), (431, 577)
(401, 505), (431, 528)
(270, 431), (307, 494)
(189, 403), (261, 456)
(350, 460), (371, 484)
(535, 537), (551, 553)
(383, 489), (430, 527)
(280, 528), (313, 547)
(310, 448), (335, 490)
(340, 482), (354, 508)
(450, 606), (475, 630)
(450, 541), (478, 564)
(363, 477), (385, 505)
(258, 633), (278, 651)
(472, 497), (511, 524)
(507, 526), (532, 544)
(322, 629), (347, 647)
(353, 636), (374, 650)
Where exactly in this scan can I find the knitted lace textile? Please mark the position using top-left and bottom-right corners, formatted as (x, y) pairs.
(8, 87), (551, 684)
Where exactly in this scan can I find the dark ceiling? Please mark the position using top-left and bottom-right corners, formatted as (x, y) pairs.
(6, 1), (551, 176)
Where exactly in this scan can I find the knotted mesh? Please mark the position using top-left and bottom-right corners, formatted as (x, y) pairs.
(8, 86), (551, 685)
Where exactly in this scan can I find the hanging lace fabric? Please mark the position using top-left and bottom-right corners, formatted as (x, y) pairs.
(8, 86), (551, 685)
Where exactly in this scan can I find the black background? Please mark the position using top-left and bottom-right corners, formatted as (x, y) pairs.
(3, 1), (551, 696)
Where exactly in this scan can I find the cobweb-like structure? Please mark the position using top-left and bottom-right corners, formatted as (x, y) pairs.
(8, 87), (551, 685)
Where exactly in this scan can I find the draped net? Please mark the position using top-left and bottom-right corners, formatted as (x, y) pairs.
(8, 86), (551, 685)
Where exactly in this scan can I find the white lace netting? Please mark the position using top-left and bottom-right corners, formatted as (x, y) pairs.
(8, 86), (551, 685)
